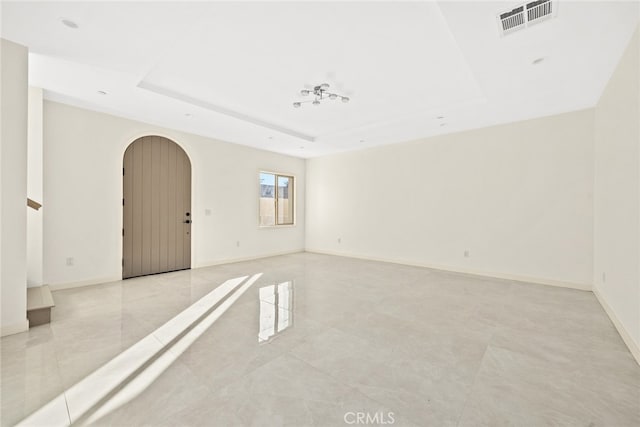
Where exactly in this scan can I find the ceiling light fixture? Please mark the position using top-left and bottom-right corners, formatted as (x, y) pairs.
(532, 57), (545, 65)
(60, 18), (79, 29)
(293, 83), (349, 108)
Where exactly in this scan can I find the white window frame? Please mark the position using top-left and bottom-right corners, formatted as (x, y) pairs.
(258, 170), (296, 227)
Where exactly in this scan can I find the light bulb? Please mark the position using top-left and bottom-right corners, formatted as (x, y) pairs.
(293, 102), (301, 108)
(300, 90), (309, 96)
(320, 83), (330, 90)
(312, 100), (321, 106)
(329, 94), (337, 100)
(341, 97), (350, 103)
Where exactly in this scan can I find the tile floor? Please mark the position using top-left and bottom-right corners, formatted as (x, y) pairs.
(1, 253), (639, 426)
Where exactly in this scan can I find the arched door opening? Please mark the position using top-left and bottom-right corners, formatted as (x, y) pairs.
(122, 136), (191, 279)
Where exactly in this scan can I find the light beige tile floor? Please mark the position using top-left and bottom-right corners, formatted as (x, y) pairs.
(1, 253), (639, 426)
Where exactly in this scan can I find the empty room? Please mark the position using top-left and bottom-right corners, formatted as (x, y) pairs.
(1, 1), (639, 426)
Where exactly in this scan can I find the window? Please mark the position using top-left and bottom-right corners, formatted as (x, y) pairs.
(259, 172), (294, 226)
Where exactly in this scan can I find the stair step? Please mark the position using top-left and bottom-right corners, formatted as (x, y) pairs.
(27, 285), (55, 327)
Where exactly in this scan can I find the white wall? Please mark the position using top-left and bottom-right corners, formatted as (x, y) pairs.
(306, 109), (595, 288)
(0, 39), (29, 335)
(27, 86), (43, 287)
(594, 27), (639, 359)
(43, 101), (305, 287)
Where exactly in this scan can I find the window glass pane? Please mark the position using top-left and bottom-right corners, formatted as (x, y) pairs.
(259, 172), (275, 226)
(277, 175), (294, 224)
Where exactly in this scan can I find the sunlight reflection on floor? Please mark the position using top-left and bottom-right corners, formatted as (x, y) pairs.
(17, 273), (262, 427)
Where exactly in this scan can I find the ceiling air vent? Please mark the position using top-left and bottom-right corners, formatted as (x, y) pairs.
(497, 0), (557, 37)
(499, 6), (525, 35)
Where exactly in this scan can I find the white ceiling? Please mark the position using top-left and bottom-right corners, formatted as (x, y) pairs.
(2, 1), (638, 158)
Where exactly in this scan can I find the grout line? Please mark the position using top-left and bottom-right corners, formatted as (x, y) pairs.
(284, 328), (409, 411)
(62, 392), (72, 426)
(49, 320), (73, 426)
(453, 283), (510, 425)
(454, 339), (495, 427)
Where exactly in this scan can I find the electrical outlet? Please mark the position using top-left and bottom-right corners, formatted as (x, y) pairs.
(602, 272), (606, 283)
(464, 250), (470, 258)
(66, 257), (74, 266)
(205, 209), (212, 216)
(337, 237), (341, 244)
(236, 240), (240, 247)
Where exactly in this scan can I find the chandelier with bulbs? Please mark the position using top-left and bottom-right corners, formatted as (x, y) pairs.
(293, 83), (350, 108)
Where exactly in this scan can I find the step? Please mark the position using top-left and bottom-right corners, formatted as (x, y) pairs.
(27, 285), (55, 327)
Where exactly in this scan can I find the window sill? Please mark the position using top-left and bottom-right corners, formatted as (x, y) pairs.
(258, 224), (296, 229)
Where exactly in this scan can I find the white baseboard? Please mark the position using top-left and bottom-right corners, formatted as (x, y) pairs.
(304, 249), (592, 291)
(1, 318), (29, 337)
(194, 249), (305, 269)
(305, 250), (640, 365)
(593, 285), (640, 366)
(48, 275), (122, 291)
(47, 250), (305, 291)
(47, 249), (591, 292)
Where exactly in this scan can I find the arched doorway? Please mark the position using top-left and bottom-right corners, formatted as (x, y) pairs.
(122, 136), (191, 279)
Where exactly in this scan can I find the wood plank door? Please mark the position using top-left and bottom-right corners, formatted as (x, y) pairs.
(123, 136), (191, 279)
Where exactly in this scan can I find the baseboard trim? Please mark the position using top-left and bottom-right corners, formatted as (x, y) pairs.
(48, 275), (121, 291)
(593, 285), (640, 366)
(47, 250), (305, 291)
(1, 319), (29, 337)
(194, 249), (305, 269)
(304, 249), (592, 291)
